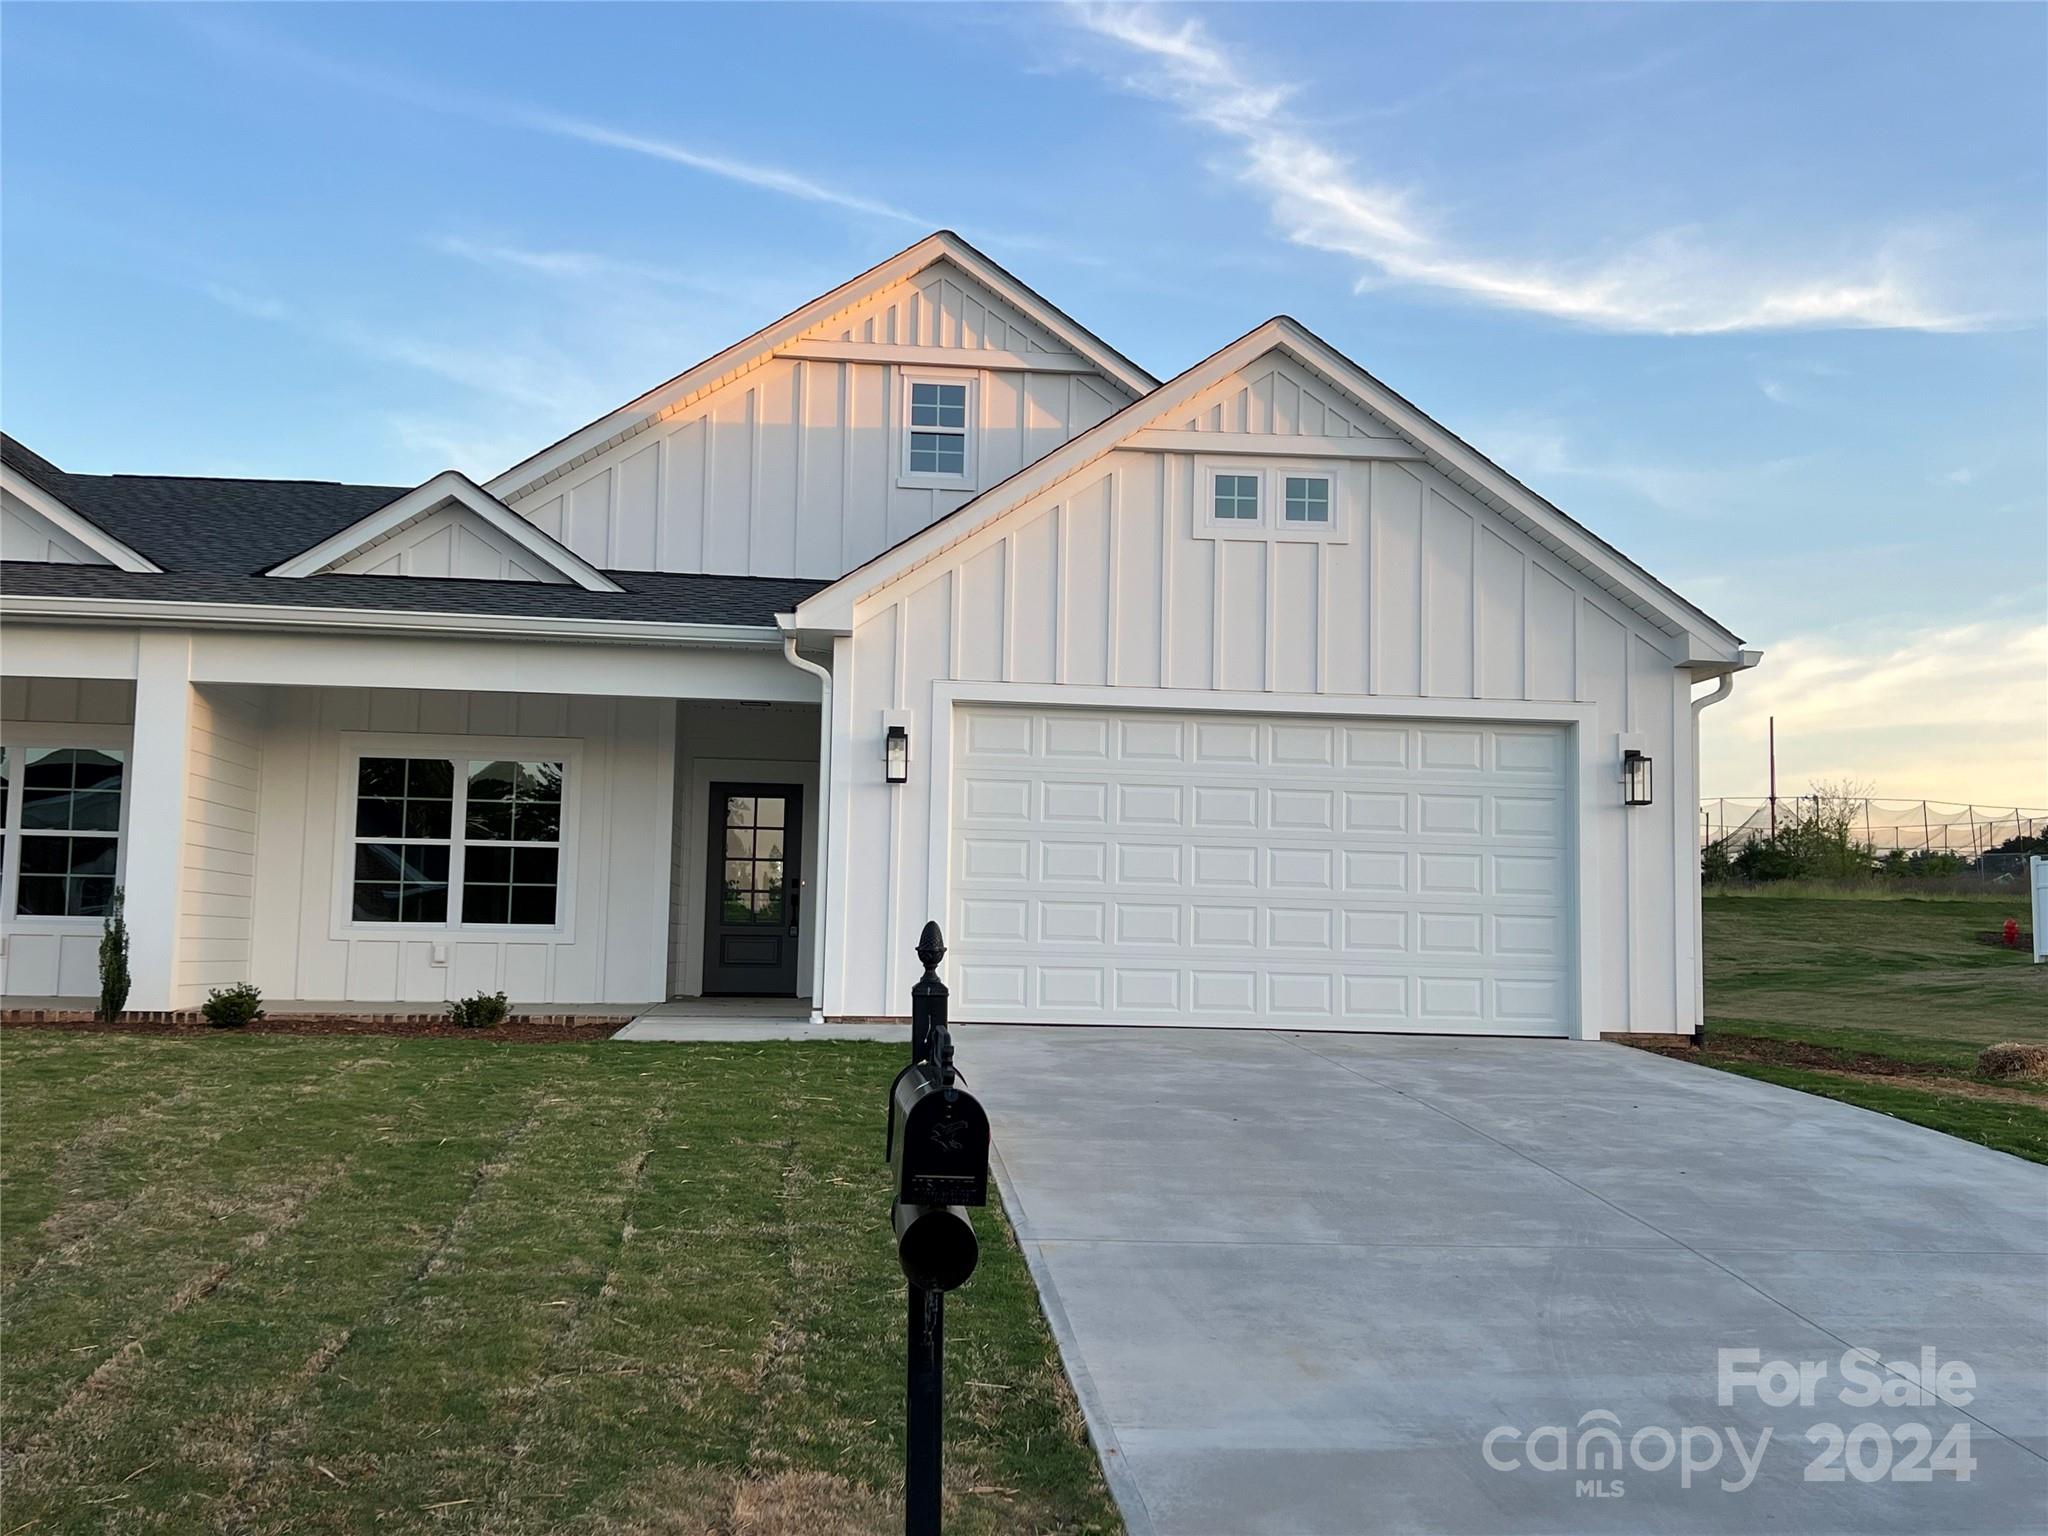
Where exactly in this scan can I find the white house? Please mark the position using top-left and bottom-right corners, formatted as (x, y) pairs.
(0, 232), (1758, 1037)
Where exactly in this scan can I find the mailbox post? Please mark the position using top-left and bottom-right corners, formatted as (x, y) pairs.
(886, 922), (988, 1536)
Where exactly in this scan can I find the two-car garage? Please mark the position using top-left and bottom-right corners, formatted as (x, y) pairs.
(946, 704), (1574, 1035)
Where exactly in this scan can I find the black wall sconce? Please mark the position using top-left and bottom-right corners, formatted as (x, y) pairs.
(1622, 748), (1653, 807)
(885, 722), (910, 785)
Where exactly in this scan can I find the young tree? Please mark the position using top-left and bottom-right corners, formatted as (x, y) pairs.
(98, 888), (131, 1022)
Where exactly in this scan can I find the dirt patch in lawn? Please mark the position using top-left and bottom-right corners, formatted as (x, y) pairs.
(1, 1012), (623, 1044)
(1810, 1070), (2048, 1107)
(1620, 1031), (2048, 1105)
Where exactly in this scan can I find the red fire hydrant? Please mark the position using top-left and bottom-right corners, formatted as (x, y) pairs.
(2003, 918), (2020, 948)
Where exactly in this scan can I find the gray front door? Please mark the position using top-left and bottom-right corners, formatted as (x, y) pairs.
(702, 783), (803, 995)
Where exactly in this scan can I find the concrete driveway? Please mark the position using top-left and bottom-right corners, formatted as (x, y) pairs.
(967, 1028), (2048, 1535)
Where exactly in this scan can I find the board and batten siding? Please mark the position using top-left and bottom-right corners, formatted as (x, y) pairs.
(0, 677), (136, 996)
(249, 688), (674, 1006)
(506, 261), (1128, 580)
(327, 505), (562, 582)
(829, 357), (1697, 1033)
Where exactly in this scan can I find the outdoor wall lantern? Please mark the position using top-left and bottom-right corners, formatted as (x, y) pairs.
(1622, 748), (1653, 807)
(885, 723), (911, 785)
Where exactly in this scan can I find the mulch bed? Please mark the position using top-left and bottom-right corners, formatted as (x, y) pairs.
(0, 1011), (626, 1044)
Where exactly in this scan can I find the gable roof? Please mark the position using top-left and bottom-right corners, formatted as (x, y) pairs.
(264, 470), (622, 591)
(484, 230), (1159, 505)
(1, 434), (164, 572)
(1, 438), (408, 574)
(793, 317), (1745, 657)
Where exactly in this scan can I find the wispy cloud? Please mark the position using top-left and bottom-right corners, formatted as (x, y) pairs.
(199, 280), (596, 416)
(522, 113), (925, 226)
(184, 13), (926, 231)
(1701, 619), (2048, 804)
(1475, 418), (1815, 515)
(1070, 4), (1980, 335)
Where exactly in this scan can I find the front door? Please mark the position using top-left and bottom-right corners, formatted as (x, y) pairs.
(703, 782), (804, 995)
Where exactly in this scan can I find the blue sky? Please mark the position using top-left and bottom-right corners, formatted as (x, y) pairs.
(4, 3), (2043, 804)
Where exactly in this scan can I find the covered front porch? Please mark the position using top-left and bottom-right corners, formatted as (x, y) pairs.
(0, 618), (829, 1013)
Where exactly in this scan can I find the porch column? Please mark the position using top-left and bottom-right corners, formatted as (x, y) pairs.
(122, 631), (194, 1011)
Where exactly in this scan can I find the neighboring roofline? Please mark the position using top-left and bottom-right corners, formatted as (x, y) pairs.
(0, 463), (163, 573)
(0, 592), (780, 648)
(484, 230), (1160, 504)
(263, 469), (624, 592)
(795, 316), (1744, 655)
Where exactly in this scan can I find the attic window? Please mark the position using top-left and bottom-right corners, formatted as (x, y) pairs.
(1284, 475), (1331, 523)
(903, 375), (973, 483)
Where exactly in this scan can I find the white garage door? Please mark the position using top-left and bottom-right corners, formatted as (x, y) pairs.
(949, 706), (1572, 1035)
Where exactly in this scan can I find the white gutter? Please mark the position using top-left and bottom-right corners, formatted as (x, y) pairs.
(1688, 648), (1762, 1034)
(0, 594), (781, 648)
(779, 619), (833, 1025)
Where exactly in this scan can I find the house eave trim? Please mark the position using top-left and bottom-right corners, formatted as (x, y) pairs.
(0, 594), (782, 648)
(0, 465), (162, 573)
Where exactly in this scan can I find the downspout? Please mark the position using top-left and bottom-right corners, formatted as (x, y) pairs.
(781, 627), (833, 1025)
(1689, 650), (1761, 1046)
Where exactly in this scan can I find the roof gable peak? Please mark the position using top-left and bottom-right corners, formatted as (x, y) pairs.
(794, 315), (1742, 654)
(486, 231), (1156, 505)
(265, 470), (622, 591)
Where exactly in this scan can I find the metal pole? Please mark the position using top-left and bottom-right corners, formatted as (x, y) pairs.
(906, 1283), (943, 1536)
(1768, 717), (1777, 836)
(1923, 801), (1932, 854)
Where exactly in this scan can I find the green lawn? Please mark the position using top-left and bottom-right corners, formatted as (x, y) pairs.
(0, 1033), (1119, 1534)
(1701, 893), (2048, 1161)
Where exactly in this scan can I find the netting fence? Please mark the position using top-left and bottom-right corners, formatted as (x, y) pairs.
(1700, 797), (2046, 872)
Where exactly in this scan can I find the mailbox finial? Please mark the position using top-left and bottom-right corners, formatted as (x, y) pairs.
(916, 920), (946, 977)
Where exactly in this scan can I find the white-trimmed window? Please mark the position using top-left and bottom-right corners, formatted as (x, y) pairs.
(1, 743), (125, 918)
(1213, 472), (1261, 521)
(349, 754), (565, 927)
(902, 373), (974, 483)
(1199, 462), (1348, 541)
(1283, 474), (1331, 523)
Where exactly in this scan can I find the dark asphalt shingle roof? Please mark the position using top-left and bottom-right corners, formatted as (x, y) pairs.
(0, 563), (826, 626)
(0, 435), (822, 626)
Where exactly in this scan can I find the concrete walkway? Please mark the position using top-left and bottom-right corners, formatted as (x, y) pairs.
(610, 998), (903, 1043)
(967, 1027), (2048, 1535)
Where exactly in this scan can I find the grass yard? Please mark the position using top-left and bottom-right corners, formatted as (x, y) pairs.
(0, 1033), (1119, 1534)
(1701, 893), (2048, 1162)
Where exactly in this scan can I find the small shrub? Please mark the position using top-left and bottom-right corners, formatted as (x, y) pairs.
(447, 990), (510, 1030)
(1977, 1043), (2048, 1083)
(202, 982), (265, 1029)
(98, 888), (131, 1022)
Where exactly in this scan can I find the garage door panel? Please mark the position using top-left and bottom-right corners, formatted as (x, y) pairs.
(1189, 845), (1256, 888)
(952, 707), (1571, 1035)
(1115, 903), (1182, 945)
(1042, 715), (1111, 759)
(1117, 782), (1183, 825)
(1270, 722), (1340, 767)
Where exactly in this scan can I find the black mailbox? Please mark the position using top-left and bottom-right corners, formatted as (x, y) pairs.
(888, 1063), (989, 1208)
